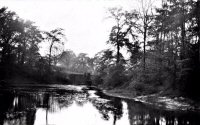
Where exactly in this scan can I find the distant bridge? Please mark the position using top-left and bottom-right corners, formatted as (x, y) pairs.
(64, 71), (93, 85)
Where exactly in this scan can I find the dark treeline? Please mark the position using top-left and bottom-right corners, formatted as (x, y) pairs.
(1, 0), (200, 99)
(0, 7), (67, 83)
(91, 0), (200, 99)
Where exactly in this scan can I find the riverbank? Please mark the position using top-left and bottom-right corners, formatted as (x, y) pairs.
(1, 79), (200, 112)
(103, 87), (200, 111)
(0, 73), (71, 87)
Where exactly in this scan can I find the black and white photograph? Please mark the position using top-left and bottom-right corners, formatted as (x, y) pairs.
(0, 0), (200, 125)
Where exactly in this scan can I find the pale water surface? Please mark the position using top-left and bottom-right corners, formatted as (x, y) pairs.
(0, 85), (200, 125)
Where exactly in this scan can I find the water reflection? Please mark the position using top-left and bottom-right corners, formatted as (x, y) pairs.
(126, 100), (200, 125)
(0, 86), (200, 125)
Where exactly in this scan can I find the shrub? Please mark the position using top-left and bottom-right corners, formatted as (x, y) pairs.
(104, 64), (128, 88)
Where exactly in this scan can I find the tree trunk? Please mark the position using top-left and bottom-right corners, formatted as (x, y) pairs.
(180, 0), (186, 60)
(116, 23), (120, 64)
(143, 25), (147, 71)
(49, 41), (54, 71)
(117, 42), (120, 64)
(1, 39), (11, 65)
(21, 39), (27, 66)
(181, 22), (186, 59)
(197, 0), (200, 65)
(49, 47), (52, 68)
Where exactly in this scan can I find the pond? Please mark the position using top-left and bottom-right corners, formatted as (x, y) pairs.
(0, 85), (200, 125)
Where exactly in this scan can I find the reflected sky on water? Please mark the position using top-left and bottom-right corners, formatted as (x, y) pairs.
(0, 85), (200, 125)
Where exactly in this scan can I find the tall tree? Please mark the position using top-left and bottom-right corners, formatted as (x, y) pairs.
(44, 28), (65, 70)
(0, 7), (22, 65)
(134, 0), (155, 71)
(0, 7), (44, 79)
(107, 8), (135, 64)
(17, 20), (43, 66)
(192, 0), (200, 64)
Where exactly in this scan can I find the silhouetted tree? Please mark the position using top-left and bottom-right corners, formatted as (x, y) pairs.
(107, 8), (136, 64)
(44, 28), (65, 71)
(0, 7), (43, 79)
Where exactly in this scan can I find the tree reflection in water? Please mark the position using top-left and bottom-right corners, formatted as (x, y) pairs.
(89, 95), (123, 123)
(0, 87), (200, 125)
(0, 91), (14, 125)
(126, 99), (200, 125)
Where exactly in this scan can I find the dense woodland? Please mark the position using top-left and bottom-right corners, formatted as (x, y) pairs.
(0, 7), (67, 83)
(95, 0), (200, 99)
(1, 0), (200, 99)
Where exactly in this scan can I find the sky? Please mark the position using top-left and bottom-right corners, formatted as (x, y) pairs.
(0, 0), (159, 57)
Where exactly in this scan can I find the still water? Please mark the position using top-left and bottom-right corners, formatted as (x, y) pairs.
(0, 85), (200, 125)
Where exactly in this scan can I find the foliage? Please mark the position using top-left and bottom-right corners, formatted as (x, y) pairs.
(43, 28), (65, 70)
(0, 7), (68, 84)
(107, 8), (137, 64)
(94, 0), (200, 99)
(58, 51), (95, 74)
(1, 0), (200, 99)
(104, 63), (128, 88)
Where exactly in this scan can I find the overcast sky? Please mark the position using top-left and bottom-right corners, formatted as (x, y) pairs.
(0, 0), (157, 57)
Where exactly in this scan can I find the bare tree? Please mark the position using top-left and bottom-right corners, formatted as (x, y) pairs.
(135, 0), (155, 70)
